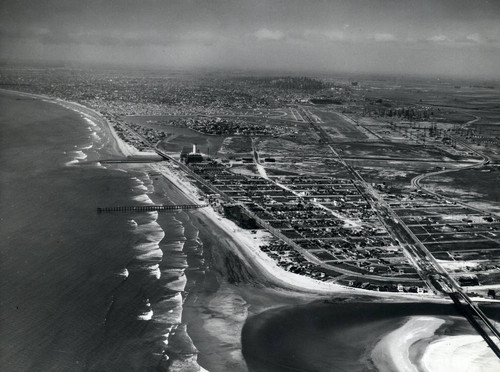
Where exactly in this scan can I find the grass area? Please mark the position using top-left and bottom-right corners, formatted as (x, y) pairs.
(427, 240), (499, 252)
(217, 136), (253, 159)
(395, 207), (477, 218)
(126, 116), (225, 155)
(425, 167), (500, 207)
(336, 141), (466, 161)
(311, 108), (369, 141)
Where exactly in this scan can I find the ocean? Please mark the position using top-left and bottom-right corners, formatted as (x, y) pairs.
(0, 92), (205, 371)
(0, 89), (294, 372)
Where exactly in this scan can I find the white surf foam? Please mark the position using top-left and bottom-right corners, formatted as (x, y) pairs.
(135, 220), (163, 233)
(135, 244), (163, 262)
(146, 264), (161, 279)
(90, 131), (101, 141)
(137, 299), (153, 321)
(65, 150), (88, 166)
(81, 143), (93, 150)
(117, 268), (129, 278)
(132, 194), (154, 204)
(83, 116), (98, 128)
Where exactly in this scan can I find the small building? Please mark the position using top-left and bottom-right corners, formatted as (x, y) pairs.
(180, 146), (192, 162)
(458, 276), (479, 286)
(186, 153), (204, 164)
(487, 289), (496, 299)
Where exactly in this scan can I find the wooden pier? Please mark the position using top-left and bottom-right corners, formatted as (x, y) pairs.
(97, 204), (208, 213)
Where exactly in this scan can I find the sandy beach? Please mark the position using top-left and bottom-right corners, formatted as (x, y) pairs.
(0, 89), (138, 158)
(371, 314), (500, 372)
(371, 316), (445, 372)
(3, 87), (439, 300)
(421, 335), (500, 372)
(88, 105), (500, 372)
(150, 160), (448, 301)
(7, 89), (499, 372)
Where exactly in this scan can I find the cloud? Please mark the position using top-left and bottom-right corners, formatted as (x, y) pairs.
(301, 29), (347, 42)
(1, 0), (499, 77)
(300, 30), (400, 44)
(0, 25), (222, 48)
(324, 30), (346, 41)
(254, 28), (284, 41)
(372, 33), (397, 42)
(428, 34), (449, 42)
(465, 33), (481, 43)
(426, 33), (493, 46)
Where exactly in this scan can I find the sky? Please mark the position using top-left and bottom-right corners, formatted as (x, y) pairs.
(1, 0), (500, 77)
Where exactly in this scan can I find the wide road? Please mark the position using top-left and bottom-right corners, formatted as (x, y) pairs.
(410, 114), (499, 217)
(411, 136), (498, 218)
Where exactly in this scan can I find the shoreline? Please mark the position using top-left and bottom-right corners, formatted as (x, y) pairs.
(151, 160), (445, 300)
(0, 88), (138, 158)
(0, 88), (447, 300)
(5, 88), (500, 371)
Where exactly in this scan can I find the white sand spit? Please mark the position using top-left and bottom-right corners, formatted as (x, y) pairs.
(372, 316), (444, 372)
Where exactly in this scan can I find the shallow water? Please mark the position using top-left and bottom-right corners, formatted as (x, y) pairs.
(0, 92), (206, 371)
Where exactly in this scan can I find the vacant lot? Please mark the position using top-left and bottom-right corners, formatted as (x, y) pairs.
(312, 108), (369, 141)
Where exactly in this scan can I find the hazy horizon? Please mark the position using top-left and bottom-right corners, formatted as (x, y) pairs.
(1, 0), (500, 79)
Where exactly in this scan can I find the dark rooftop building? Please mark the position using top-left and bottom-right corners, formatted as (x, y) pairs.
(186, 153), (204, 164)
(185, 144), (204, 164)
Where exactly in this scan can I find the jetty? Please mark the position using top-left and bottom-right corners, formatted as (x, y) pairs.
(97, 204), (208, 213)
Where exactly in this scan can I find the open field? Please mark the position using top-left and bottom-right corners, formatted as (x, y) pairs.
(310, 108), (370, 141)
(336, 141), (472, 162)
(422, 168), (500, 211)
(126, 116), (225, 155)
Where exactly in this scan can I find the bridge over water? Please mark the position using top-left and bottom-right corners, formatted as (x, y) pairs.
(97, 204), (208, 213)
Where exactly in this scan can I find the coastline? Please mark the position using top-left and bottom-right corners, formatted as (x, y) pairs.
(7, 88), (497, 372)
(0, 91), (168, 371)
(0, 88), (446, 300)
(0, 88), (138, 158)
(151, 160), (444, 300)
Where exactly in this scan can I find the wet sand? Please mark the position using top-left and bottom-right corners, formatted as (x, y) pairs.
(146, 168), (328, 371)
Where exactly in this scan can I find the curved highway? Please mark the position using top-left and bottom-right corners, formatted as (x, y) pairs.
(410, 116), (499, 217)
